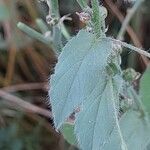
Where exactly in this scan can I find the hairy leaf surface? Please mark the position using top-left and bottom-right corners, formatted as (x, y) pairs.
(140, 67), (150, 115)
(74, 76), (123, 150)
(103, 110), (150, 150)
(49, 30), (113, 129)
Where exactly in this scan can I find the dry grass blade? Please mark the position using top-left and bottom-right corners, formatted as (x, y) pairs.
(0, 90), (52, 118)
(1, 82), (48, 92)
(4, 45), (17, 86)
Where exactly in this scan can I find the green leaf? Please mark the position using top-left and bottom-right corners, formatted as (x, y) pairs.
(74, 76), (124, 150)
(61, 123), (77, 145)
(49, 30), (113, 129)
(140, 67), (150, 115)
(103, 110), (150, 150)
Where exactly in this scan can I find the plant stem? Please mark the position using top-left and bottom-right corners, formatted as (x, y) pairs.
(17, 22), (51, 46)
(46, 0), (70, 43)
(117, 0), (144, 40)
(36, 18), (49, 34)
(105, 0), (149, 66)
(47, 0), (59, 17)
(60, 24), (71, 40)
(108, 38), (150, 58)
(76, 0), (89, 9)
(91, 0), (102, 38)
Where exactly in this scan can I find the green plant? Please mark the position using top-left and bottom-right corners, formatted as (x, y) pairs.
(17, 0), (150, 150)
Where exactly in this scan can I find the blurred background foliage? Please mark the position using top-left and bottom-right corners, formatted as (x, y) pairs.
(0, 0), (150, 149)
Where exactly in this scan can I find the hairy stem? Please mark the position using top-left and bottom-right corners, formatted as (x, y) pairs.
(108, 38), (150, 58)
(91, 0), (102, 38)
(77, 0), (89, 9)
